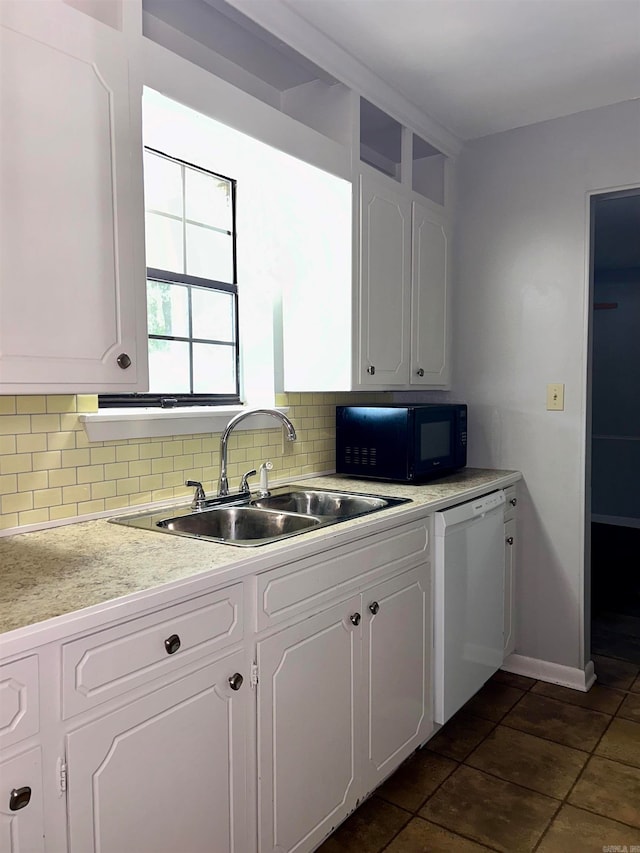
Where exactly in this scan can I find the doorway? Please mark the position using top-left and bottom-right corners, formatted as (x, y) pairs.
(589, 190), (640, 666)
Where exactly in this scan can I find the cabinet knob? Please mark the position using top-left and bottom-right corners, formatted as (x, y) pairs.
(164, 633), (181, 655)
(506, 536), (514, 545)
(509, 497), (517, 506)
(9, 787), (31, 811)
(350, 612), (361, 626)
(228, 672), (243, 691)
(416, 368), (425, 377)
(366, 365), (376, 375)
(117, 352), (132, 370)
(368, 601), (380, 615)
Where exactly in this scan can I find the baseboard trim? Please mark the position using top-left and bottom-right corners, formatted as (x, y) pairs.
(502, 654), (596, 692)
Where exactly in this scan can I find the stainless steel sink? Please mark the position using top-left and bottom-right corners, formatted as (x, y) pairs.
(110, 485), (410, 547)
(252, 490), (387, 518)
(157, 506), (321, 546)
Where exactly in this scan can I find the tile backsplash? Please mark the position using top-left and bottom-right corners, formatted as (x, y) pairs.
(0, 392), (389, 533)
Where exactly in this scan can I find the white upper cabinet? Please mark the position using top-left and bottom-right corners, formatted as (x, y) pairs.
(411, 201), (450, 386)
(359, 170), (412, 386)
(0, 1), (147, 393)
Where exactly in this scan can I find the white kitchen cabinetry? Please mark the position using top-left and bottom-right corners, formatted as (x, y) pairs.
(0, 656), (44, 853)
(358, 170), (450, 388)
(504, 485), (518, 657)
(411, 201), (449, 386)
(256, 520), (431, 853)
(0, 0), (147, 393)
(359, 171), (412, 386)
(65, 651), (249, 853)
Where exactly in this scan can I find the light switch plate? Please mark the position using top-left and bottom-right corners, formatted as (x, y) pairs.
(547, 383), (565, 411)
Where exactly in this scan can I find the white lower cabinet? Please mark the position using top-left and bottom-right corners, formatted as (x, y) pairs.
(364, 566), (431, 793)
(256, 564), (431, 853)
(0, 747), (45, 853)
(65, 651), (250, 853)
(257, 598), (361, 853)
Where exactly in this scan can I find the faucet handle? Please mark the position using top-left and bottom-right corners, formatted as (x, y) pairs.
(186, 480), (206, 509)
(239, 469), (257, 494)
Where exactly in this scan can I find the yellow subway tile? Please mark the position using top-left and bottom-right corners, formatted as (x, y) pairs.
(49, 468), (76, 488)
(0, 415), (31, 435)
(139, 442), (163, 460)
(61, 449), (90, 468)
(162, 471), (184, 488)
(161, 440), (183, 457)
(0, 512), (19, 530)
(16, 395), (47, 414)
(31, 414), (61, 433)
(151, 457), (173, 475)
(63, 484), (91, 504)
(116, 445), (139, 463)
(274, 392), (288, 407)
(193, 452), (212, 469)
(140, 474), (163, 492)
(33, 488), (62, 509)
(91, 481), (116, 500)
(18, 508), (50, 526)
(105, 495), (129, 510)
(60, 414), (82, 431)
(183, 439), (202, 454)
(0, 436), (16, 455)
(0, 454), (32, 475)
(0, 397), (16, 415)
(104, 461), (129, 480)
(151, 488), (173, 502)
(17, 433), (47, 454)
(50, 504), (79, 521)
(74, 431), (92, 449)
(129, 460), (151, 477)
(46, 395), (77, 414)
(18, 471), (48, 492)
(173, 454), (194, 471)
(116, 477), (140, 496)
(77, 499), (105, 515)
(47, 431), (76, 451)
(2, 492), (33, 513)
(76, 394), (99, 413)
(0, 474), (18, 495)
(90, 446), (116, 465)
(237, 434), (254, 449)
(77, 465), (105, 485)
(129, 492), (152, 507)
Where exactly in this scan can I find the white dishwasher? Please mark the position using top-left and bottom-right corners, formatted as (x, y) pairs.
(434, 490), (506, 725)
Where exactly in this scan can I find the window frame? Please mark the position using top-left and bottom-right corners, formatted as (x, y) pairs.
(100, 147), (241, 409)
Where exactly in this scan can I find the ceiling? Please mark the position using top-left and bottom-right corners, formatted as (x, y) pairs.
(276, 0), (640, 140)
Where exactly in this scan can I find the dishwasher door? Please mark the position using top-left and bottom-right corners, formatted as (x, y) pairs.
(434, 490), (506, 725)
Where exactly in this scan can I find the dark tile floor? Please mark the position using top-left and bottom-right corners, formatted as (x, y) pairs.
(318, 659), (640, 852)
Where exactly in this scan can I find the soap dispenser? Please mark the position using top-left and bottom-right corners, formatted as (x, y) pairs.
(257, 460), (273, 498)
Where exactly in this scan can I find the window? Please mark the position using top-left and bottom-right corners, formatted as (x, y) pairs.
(100, 148), (240, 408)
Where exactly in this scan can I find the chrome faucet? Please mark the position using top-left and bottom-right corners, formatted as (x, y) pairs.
(218, 409), (297, 496)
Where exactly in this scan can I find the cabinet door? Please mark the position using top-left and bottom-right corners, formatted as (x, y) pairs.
(257, 599), (360, 853)
(411, 201), (449, 386)
(363, 566), (432, 794)
(359, 171), (411, 386)
(0, 747), (45, 853)
(66, 653), (249, 853)
(504, 518), (517, 657)
(0, 1), (147, 393)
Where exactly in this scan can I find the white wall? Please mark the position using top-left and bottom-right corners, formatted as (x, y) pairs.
(452, 99), (640, 670)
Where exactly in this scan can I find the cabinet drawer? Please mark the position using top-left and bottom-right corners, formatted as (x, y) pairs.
(256, 520), (428, 631)
(504, 485), (518, 521)
(0, 655), (39, 750)
(62, 584), (243, 719)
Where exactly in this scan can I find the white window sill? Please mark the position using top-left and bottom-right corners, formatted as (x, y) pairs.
(81, 406), (290, 443)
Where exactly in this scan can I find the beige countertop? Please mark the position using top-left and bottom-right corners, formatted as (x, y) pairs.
(0, 469), (520, 638)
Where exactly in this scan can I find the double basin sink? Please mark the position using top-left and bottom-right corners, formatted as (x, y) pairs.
(111, 486), (410, 547)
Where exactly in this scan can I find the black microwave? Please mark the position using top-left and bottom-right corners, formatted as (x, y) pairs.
(336, 404), (467, 482)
